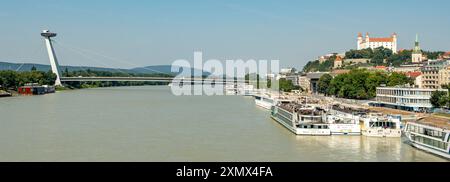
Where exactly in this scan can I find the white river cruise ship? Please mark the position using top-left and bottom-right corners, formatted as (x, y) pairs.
(325, 104), (368, 135)
(403, 117), (450, 159)
(271, 103), (330, 135)
(254, 93), (291, 110)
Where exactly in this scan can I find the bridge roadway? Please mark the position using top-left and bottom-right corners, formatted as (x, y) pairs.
(60, 77), (261, 84)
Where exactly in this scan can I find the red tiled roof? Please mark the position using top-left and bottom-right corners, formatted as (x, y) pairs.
(406, 72), (422, 78)
(335, 56), (343, 62)
(369, 38), (394, 42)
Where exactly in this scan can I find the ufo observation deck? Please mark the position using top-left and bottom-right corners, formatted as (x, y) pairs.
(41, 30), (57, 38)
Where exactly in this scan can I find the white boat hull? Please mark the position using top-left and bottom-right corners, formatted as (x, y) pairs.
(329, 124), (361, 135)
(362, 129), (401, 137)
(255, 99), (273, 110)
(271, 115), (331, 136)
(409, 141), (450, 159)
(296, 128), (331, 136)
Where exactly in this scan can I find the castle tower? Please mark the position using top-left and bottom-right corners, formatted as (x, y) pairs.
(392, 33), (398, 53)
(41, 30), (62, 86)
(412, 34), (423, 63)
(357, 33), (363, 50)
(365, 32), (370, 48)
(357, 33), (362, 50)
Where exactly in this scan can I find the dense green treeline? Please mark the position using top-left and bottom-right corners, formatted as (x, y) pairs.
(62, 68), (172, 89)
(0, 69), (56, 90)
(317, 69), (413, 100)
(0, 67), (173, 91)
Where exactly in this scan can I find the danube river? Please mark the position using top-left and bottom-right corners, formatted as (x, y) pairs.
(0, 86), (447, 162)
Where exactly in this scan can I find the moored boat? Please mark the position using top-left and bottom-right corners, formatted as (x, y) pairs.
(271, 102), (330, 135)
(325, 104), (366, 135)
(403, 117), (449, 159)
(361, 113), (402, 137)
(325, 114), (361, 135)
(254, 93), (291, 110)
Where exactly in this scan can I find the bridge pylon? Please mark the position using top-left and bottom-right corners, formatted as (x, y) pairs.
(41, 30), (62, 86)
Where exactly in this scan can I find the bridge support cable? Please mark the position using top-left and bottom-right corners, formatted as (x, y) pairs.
(52, 40), (133, 77)
(52, 40), (168, 76)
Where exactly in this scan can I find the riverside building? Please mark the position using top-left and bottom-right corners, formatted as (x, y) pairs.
(373, 86), (448, 112)
(421, 60), (450, 89)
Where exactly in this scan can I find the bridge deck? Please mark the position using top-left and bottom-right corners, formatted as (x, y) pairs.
(60, 77), (263, 83)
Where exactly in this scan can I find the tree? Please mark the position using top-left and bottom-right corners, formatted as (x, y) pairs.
(370, 47), (393, 65)
(387, 50), (412, 66)
(430, 91), (449, 108)
(387, 72), (412, 87)
(302, 58), (334, 73)
(328, 74), (346, 96)
(324, 69), (411, 100)
(318, 74), (332, 95)
(424, 51), (445, 60)
(278, 78), (300, 92)
(365, 72), (387, 98)
(345, 48), (373, 59)
(0, 70), (19, 89)
(31, 66), (37, 71)
(42, 71), (57, 85)
(63, 68), (70, 77)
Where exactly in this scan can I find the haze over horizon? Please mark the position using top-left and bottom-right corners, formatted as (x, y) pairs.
(1, 0), (449, 70)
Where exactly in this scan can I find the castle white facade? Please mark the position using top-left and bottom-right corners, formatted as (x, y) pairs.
(357, 33), (397, 53)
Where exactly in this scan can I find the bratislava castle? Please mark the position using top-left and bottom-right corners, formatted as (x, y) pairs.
(357, 32), (398, 53)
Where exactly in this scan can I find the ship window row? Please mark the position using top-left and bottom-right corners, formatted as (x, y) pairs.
(301, 116), (322, 122)
(411, 135), (448, 150)
(276, 113), (293, 126)
(376, 97), (430, 104)
(278, 109), (293, 120)
(369, 122), (397, 129)
(407, 125), (448, 140)
(376, 89), (434, 96)
(299, 125), (329, 129)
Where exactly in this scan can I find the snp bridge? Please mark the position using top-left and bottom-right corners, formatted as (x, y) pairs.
(41, 30), (262, 86)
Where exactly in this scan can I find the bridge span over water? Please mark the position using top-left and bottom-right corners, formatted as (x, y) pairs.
(60, 76), (254, 84)
(41, 30), (260, 86)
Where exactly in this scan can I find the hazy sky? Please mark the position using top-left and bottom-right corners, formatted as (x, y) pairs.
(1, 0), (449, 69)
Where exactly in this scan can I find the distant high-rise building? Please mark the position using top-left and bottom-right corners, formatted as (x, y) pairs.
(357, 32), (397, 53)
(412, 34), (423, 63)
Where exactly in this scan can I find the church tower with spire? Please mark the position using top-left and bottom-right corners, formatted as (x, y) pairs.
(412, 34), (423, 63)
